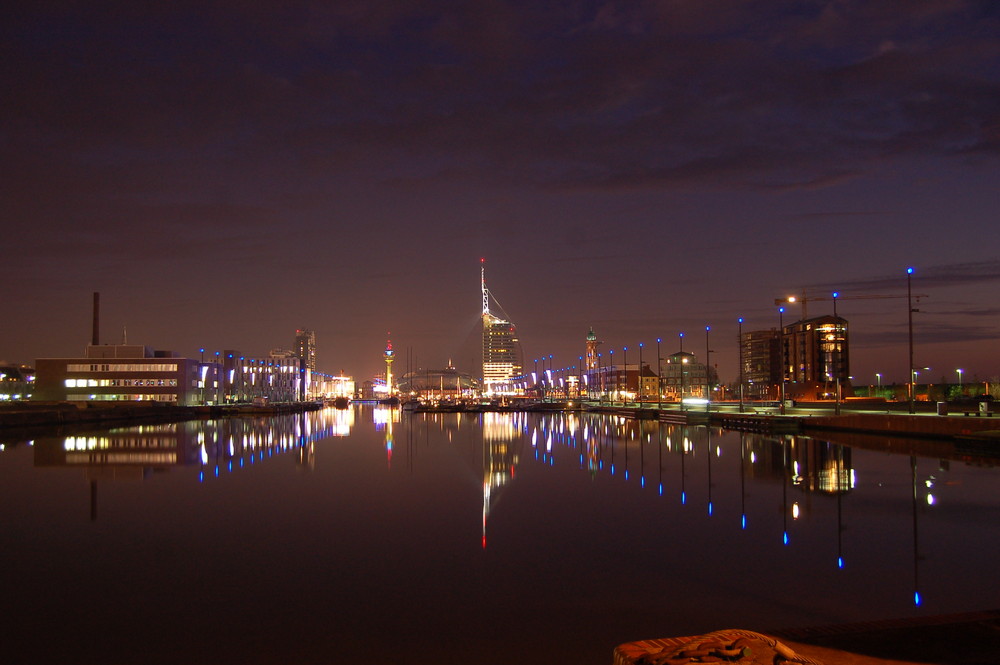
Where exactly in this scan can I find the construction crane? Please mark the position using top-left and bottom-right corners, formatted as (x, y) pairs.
(774, 291), (928, 320)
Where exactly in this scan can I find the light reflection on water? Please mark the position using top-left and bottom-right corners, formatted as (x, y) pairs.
(1, 405), (999, 665)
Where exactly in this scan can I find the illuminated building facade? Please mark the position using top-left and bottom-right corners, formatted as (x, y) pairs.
(34, 345), (201, 405)
(0, 364), (33, 400)
(481, 262), (522, 393)
(35, 345), (305, 405)
(660, 351), (710, 400)
(783, 315), (851, 399)
(740, 316), (851, 400)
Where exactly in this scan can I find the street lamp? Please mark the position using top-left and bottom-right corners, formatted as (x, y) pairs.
(656, 337), (662, 410)
(597, 353), (603, 403)
(623, 346), (628, 404)
(832, 291), (839, 317)
(956, 368), (964, 395)
(778, 306), (786, 415)
(638, 342), (644, 406)
(681, 356), (688, 410)
(907, 267), (916, 414)
(705, 325), (712, 410)
(609, 349), (614, 403)
(737, 318), (744, 413)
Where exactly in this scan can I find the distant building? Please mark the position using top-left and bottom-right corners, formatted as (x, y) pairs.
(585, 327), (601, 372)
(397, 364), (479, 400)
(0, 363), (34, 401)
(35, 344), (305, 405)
(311, 372), (355, 400)
(480, 262), (522, 393)
(34, 344), (201, 405)
(660, 351), (712, 400)
(784, 315), (852, 399)
(585, 357), (658, 401)
(740, 329), (781, 400)
(739, 316), (852, 401)
(294, 329), (316, 371)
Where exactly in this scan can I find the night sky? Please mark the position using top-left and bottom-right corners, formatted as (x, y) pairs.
(3, 2), (999, 386)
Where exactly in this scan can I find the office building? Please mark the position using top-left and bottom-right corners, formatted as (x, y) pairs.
(34, 344), (201, 405)
(481, 262), (522, 394)
(740, 329), (782, 400)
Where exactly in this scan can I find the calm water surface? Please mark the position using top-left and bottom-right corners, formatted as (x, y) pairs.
(2, 405), (999, 664)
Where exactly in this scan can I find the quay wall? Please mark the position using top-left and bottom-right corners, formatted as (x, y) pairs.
(801, 412), (999, 439)
(0, 401), (321, 429)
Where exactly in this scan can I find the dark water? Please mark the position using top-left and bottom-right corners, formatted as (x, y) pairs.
(2, 405), (999, 664)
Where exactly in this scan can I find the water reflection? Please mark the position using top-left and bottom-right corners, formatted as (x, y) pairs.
(25, 407), (357, 520)
(3, 404), (998, 660)
(482, 412), (519, 549)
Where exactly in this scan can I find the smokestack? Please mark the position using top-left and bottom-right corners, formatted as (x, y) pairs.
(92, 292), (100, 346)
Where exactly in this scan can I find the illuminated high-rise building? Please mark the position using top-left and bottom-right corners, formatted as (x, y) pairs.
(783, 315), (851, 399)
(294, 329), (316, 371)
(480, 260), (522, 394)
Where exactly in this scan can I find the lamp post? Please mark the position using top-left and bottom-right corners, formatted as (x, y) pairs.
(705, 325), (712, 410)
(956, 368), (963, 397)
(548, 354), (554, 401)
(638, 343), (644, 406)
(608, 349), (614, 404)
(778, 306), (786, 415)
(907, 267), (916, 414)
(737, 318), (744, 413)
(680, 357), (689, 410)
(656, 337), (662, 410)
(832, 291), (839, 317)
(597, 352), (603, 403)
(623, 346), (628, 404)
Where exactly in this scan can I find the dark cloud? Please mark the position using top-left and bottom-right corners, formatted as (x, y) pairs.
(4, 1), (998, 193)
(1, 1), (998, 380)
(809, 260), (1000, 293)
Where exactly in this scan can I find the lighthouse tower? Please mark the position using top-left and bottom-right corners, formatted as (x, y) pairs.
(383, 334), (395, 395)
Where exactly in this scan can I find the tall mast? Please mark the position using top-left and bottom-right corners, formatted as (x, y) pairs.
(481, 257), (489, 316)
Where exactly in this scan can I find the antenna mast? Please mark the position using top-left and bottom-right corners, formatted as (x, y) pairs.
(481, 258), (489, 316)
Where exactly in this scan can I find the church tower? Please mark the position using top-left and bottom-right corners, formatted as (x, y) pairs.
(585, 326), (601, 371)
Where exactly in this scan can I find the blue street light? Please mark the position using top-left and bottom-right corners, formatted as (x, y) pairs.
(907, 267), (916, 414)
(737, 318), (744, 412)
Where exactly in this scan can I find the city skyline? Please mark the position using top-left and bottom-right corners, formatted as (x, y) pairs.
(3, 3), (998, 384)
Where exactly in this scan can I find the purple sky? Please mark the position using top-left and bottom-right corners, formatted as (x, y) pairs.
(3, 1), (999, 386)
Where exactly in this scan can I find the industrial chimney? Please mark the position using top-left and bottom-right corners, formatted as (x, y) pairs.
(92, 292), (100, 346)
